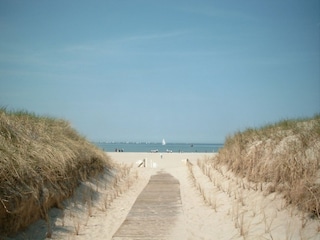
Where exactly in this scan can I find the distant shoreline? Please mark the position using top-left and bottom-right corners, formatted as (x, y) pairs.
(94, 141), (224, 144)
(94, 142), (224, 153)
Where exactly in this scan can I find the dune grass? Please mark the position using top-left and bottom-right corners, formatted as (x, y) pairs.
(0, 108), (114, 236)
(215, 115), (320, 216)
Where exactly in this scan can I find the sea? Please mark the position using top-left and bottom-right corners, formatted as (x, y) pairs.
(93, 142), (224, 153)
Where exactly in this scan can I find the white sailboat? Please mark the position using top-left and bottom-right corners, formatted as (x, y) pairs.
(162, 138), (166, 145)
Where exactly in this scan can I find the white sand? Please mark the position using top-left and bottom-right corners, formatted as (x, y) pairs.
(10, 152), (320, 240)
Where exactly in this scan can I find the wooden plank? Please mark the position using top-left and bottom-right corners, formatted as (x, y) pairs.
(112, 171), (183, 239)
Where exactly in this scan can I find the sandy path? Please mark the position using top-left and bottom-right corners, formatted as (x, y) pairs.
(108, 152), (230, 239)
(108, 152), (217, 239)
(113, 171), (185, 239)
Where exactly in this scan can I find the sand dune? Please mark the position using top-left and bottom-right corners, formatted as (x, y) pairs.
(9, 152), (320, 239)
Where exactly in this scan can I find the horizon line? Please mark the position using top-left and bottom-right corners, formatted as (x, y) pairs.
(92, 141), (224, 144)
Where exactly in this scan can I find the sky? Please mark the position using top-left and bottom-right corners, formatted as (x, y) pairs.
(0, 0), (319, 143)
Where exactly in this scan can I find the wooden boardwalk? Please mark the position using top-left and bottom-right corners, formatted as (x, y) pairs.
(112, 171), (183, 239)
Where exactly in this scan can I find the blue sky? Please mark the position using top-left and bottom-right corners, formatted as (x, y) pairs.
(0, 0), (319, 143)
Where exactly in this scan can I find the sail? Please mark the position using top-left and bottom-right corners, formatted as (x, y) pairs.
(162, 139), (166, 145)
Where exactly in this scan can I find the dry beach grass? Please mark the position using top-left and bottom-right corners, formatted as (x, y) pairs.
(215, 115), (320, 216)
(0, 109), (115, 237)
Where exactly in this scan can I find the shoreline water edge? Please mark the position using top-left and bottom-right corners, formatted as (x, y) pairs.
(93, 142), (224, 153)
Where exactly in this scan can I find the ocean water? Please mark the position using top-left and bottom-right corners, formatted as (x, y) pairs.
(93, 142), (224, 153)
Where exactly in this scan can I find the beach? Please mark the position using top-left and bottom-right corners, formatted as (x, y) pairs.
(108, 151), (214, 168)
(104, 152), (222, 239)
(10, 151), (320, 239)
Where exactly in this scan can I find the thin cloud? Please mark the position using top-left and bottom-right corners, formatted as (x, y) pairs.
(59, 29), (192, 57)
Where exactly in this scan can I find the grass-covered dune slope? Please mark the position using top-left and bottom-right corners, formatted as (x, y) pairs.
(0, 109), (113, 235)
(216, 115), (320, 216)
